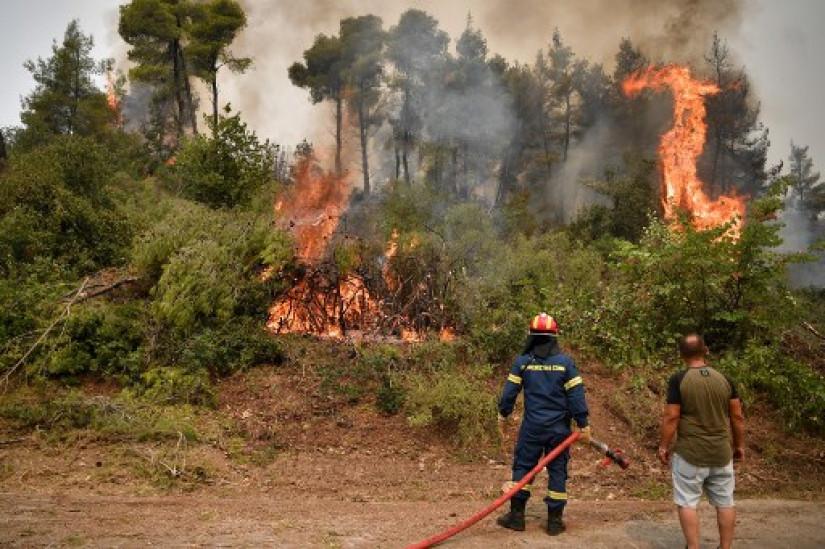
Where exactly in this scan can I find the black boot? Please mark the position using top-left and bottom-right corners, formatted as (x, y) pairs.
(547, 508), (565, 536)
(496, 499), (526, 531)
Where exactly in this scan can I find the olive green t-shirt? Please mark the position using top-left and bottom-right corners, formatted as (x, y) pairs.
(667, 366), (739, 467)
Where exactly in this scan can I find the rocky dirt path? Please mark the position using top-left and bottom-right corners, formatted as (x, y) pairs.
(2, 491), (823, 548)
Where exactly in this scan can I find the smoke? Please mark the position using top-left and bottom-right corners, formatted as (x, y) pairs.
(549, 120), (616, 224)
(227, 0), (745, 149)
(778, 195), (825, 288)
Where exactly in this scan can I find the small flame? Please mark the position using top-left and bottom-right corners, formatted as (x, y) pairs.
(439, 327), (457, 342)
(106, 70), (123, 128)
(622, 65), (746, 234)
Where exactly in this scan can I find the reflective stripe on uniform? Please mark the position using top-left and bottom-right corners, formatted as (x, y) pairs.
(564, 376), (583, 390)
(507, 374), (522, 385)
(547, 490), (567, 500)
(520, 484), (532, 493)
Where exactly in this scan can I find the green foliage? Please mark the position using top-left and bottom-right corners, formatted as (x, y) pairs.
(404, 364), (498, 447)
(589, 203), (793, 366)
(460, 232), (603, 362)
(17, 20), (114, 148)
(0, 389), (200, 442)
(0, 136), (131, 276)
(139, 367), (216, 406)
(570, 156), (658, 243)
(166, 111), (275, 208)
(188, 0), (250, 126)
(175, 318), (284, 377)
(142, 208), (289, 334)
(40, 303), (146, 381)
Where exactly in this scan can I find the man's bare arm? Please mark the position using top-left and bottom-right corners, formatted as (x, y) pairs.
(658, 403), (680, 465)
(729, 398), (745, 462)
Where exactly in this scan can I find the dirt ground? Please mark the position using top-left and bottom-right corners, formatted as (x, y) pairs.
(2, 489), (824, 547)
(2, 354), (824, 547)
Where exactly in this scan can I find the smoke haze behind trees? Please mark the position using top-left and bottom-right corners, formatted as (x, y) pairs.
(226, 0), (745, 147)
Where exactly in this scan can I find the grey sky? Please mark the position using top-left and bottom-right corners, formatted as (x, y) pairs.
(1, 0), (823, 171)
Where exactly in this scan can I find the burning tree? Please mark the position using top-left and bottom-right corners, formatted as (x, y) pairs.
(622, 65), (747, 234)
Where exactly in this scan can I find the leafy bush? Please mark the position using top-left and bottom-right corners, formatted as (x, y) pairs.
(404, 364), (498, 447)
(41, 302), (146, 381)
(132, 200), (292, 335)
(459, 232), (604, 361)
(0, 136), (131, 276)
(718, 343), (825, 434)
(176, 318), (284, 377)
(166, 112), (275, 208)
(139, 367), (216, 407)
(0, 389), (200, 441)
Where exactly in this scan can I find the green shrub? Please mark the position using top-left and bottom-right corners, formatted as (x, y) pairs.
(0, 136), (131, 276)
(132, 200), (292, 335)
(403, 364), (498, 447)
(718, 343), (825, 434)
(177, 318), (283, 376)
(139, 367), (216, 406)
(0, 389), (200, 441)
(40, 302), (146, 381)
(376, 376), (405, 415)
(166, 112), (275, 208)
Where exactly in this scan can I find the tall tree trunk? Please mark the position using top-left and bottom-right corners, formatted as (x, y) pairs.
(171, 40), (185, 139)
(563, 93), (571, 161)
(357, 92), (370, 195)
(211, 72), (219, 130)
(0, 130), (7, 170)
(334, 94), (343, 177)
(69, 48), (81, 134)
(402, 86), (411, 184)
(394, 144), (400, 180)
(402, 138), (410, 185)
(179, 50), (198, 135)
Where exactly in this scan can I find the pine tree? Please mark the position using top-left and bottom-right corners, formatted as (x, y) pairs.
(189, 0), (250, 130)
(19, 20), (112, 144)
(703, 32), (768, 196)
(119, 0), (199, 140)
(541, 29), (586, 162)
(386, 9), (448, 184)
(340, 15), (385, 195)
(788, 142), (822, 215)
(289, 34), (345, 176)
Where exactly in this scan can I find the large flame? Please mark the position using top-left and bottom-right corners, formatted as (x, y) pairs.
(268, 155), (456, 341)
(622, 65), (746, 233)
(276, 156), (352, 262)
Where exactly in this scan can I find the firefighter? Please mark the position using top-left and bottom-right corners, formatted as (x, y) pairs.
(496, 312), (591, 536)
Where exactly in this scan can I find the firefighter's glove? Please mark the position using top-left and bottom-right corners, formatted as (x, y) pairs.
(577, 425), (592, 445)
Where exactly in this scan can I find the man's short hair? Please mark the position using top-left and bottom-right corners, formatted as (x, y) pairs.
(679, 333), (707, 359)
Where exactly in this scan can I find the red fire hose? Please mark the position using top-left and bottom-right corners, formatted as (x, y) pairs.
(405, 431), (580, 549)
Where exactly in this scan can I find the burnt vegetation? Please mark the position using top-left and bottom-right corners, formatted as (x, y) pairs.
(0, 2), (824, 462)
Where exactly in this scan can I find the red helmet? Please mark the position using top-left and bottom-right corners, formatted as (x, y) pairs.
(529, 312), (559, 335)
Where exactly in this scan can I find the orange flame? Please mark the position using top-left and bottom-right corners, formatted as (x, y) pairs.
(276, 156), (352, 261)
(622, 65), (746, 233)
(106, 70), (123, 128)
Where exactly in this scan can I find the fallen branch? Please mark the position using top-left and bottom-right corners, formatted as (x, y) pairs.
(1, 277), (89, 390)
(75, 276), (139, 303)
(801, 321), (825, 341)
(0, 437), (27, 446)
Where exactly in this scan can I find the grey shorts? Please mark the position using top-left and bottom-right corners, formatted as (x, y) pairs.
(671, 452), (735, 508)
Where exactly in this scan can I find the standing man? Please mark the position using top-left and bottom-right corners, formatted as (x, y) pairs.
(659, 333), (746, 549)
(496, 312), (591, 536)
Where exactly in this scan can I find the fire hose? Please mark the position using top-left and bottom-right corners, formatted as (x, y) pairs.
(405, 432), (629, 549)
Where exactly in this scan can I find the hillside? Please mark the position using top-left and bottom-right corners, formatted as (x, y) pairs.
(2, 341), (824, 546)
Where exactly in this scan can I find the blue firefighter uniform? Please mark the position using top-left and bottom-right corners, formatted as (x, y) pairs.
(498, 341), (589, 513)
